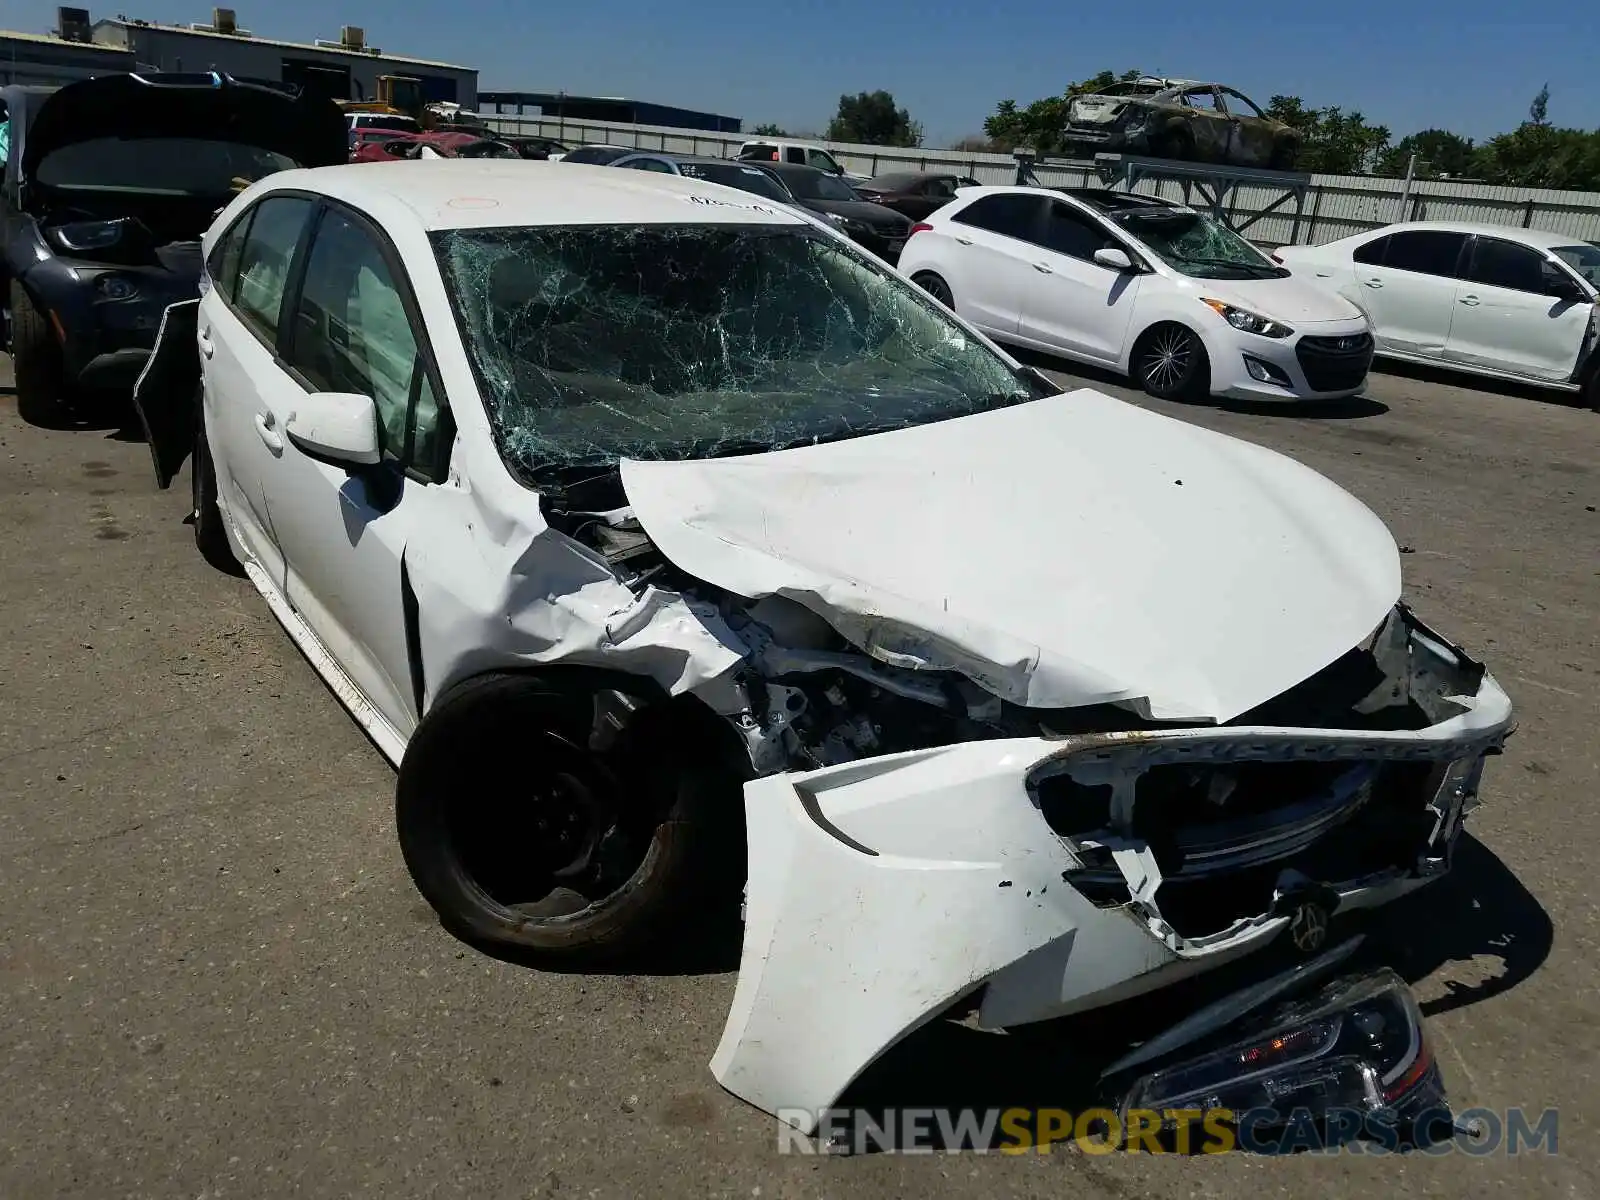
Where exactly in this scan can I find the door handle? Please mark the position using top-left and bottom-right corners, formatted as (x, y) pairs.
(1033, 262), (1053, 273)
(197, 328), (214, 358)
(254, 412), (284, 453)
(1362, 278), (1383, 289)
(954, 236), (973, 245)
(1458, 295), (1480, 306)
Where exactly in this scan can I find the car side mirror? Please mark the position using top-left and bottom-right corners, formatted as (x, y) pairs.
(1094, 247), (1135, 272)
(1542, 262), (1587, 302)
(285, 392), (382, 467)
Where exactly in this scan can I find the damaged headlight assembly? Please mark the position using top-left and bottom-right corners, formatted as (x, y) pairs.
(1115, 967), (1449, 1151)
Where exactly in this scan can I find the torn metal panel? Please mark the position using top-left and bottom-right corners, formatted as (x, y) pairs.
(710, 606), (1512, 1130)
(401, 484), (749, 717)
(623, 389), (1403, 725)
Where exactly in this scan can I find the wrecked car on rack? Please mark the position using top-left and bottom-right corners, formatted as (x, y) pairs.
(129, 162), (1512, 1138)
(1064, 78), (1301, 169)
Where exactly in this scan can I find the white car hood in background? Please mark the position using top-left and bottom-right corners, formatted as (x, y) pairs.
(621, 390), (1401, 724)
(1201, 273), (1366, 324)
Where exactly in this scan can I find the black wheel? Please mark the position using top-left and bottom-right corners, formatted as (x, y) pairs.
(191, 396), (240, 573)
(9, 278), (65, 426)
(1133, 323), (1210, 401)
(912, 271), (954, 310)
(1152, 125), (1196, 162)
(396, 671), (744, 964)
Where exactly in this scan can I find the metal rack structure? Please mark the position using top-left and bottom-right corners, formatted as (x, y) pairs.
(1012, 149), (1313, 241)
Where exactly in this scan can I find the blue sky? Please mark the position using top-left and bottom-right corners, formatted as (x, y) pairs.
(11, 1), (1600, 147)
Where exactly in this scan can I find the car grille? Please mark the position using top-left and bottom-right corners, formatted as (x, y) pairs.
(1296, 332), (1375, 393)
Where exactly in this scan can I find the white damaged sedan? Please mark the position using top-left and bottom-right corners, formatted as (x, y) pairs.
(133, 161), (1513, 1133)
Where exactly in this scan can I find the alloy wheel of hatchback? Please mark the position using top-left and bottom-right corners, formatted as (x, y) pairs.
(1135, 323), (1210, 401)
(912, 271), (954, 310)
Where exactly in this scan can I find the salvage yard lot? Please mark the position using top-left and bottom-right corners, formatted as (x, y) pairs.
(0, 353), (1595, 1199)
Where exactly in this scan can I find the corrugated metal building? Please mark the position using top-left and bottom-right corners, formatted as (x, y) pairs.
(88, 8), (477, 107)
(481, 91), (740, 134)
(0, 27), (135, 88)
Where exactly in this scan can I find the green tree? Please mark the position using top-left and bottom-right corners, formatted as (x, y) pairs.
(749, 122), (786, 137)
(983, 69), (1141, 154)
(826, 91), (922, 148)
(1377, 129), (1477, 179)
(1263, 96), (1390, 174)
(1470, 87), (1600, 190)
(1529, 84), (1550, 127)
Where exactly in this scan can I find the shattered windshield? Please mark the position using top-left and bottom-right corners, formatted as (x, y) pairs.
(785, 172), (858, 202)
(1115, 209), (1288, 280)
(1552, 244), (1600, 288)
(36, 138), (296, 195)
(431, 222), (1037, 485)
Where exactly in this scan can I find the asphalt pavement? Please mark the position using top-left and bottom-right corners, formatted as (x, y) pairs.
(0, 354), (1595, 1199)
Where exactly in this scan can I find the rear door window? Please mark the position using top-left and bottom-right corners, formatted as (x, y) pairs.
(206, 210), (255, 303)
(1352, 235), (1390, 266)
(951, 194), (1044, 241)
(232, 194), (315, 345)
(1381, 231), (1467, 278)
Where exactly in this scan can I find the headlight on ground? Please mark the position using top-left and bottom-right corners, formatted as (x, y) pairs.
(1201, 297), (1294, 338)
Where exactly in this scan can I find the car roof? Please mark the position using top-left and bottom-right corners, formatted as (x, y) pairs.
(1360, 221), (1586, 249)
(621, 152), (770, 167)
(255, 160), (810, 231)
(751, 160), (831, 177)
(862, 171), (955, 188)
(938, 184), (1179, 210)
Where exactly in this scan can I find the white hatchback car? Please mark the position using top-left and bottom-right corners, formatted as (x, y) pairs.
(130, 161), (1511, 1133)
(897, 185), (1375, 402)
(1273, 222), (1600, 410)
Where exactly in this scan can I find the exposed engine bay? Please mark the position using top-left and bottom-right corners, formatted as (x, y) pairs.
(536, 460), (1512, 1138)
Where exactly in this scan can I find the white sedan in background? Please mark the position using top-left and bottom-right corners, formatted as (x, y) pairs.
(128, 160), (1511, 1136)
(1274, 222), (1600, 409)
(896, 185), (1376, 403)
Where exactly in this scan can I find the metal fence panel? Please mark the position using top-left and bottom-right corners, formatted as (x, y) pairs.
(484, 113), (1600, 246)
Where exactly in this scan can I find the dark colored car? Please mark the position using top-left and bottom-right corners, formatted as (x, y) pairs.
(609, 152), (801, 207)
(1064, 77), (1301, 169)
(854, 171), (981, 221)
(558, 144), (635, 166)
(498, 135), (570, 161)
(1, 72), (346, 423)
(747, 161), (913, 262)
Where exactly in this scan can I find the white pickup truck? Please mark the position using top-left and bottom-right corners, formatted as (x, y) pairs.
(734, 139), (870, 186)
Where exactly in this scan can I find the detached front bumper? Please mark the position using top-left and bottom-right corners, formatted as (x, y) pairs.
(710, 606), (1513, 1132)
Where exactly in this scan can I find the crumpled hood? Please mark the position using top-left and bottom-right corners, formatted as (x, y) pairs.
(1198, 272), (1367, 325)
(620, 389), (1401, 724)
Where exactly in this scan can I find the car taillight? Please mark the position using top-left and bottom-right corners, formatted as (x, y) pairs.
(908, 222), (934, 237)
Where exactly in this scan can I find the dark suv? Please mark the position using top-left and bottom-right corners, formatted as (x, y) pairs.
(1, 72), (346, 423)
